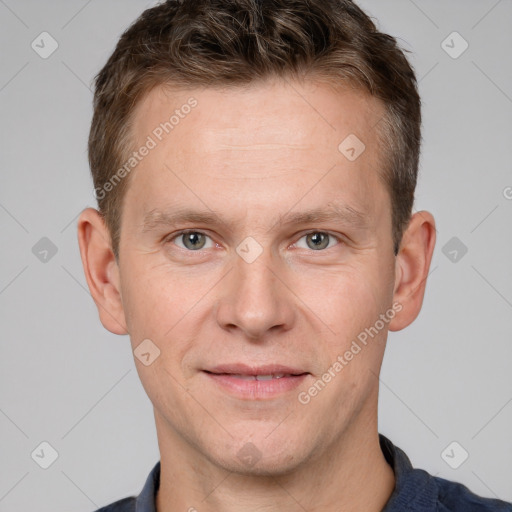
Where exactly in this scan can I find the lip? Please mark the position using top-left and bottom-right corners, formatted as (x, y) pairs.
(203, 363), (309, 400)
(206, 363), (306, 376)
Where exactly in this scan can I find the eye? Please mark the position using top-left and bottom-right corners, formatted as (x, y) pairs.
(171, 231), (214, 251)
(294, 231), (340, 251)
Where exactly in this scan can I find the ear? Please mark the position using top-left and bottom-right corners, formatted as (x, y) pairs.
(77, 208), (128, 335)
(388, 210), (436, 332)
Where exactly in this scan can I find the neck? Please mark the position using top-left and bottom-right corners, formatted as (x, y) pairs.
(155, 409), (395, 512)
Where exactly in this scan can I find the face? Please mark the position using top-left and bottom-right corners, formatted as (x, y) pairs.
(80, 78), (433, 476)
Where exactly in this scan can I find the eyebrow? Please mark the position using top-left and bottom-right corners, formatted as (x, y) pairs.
(141, 203), (371, 234)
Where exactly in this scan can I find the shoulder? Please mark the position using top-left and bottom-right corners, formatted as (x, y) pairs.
(379, 434), (512, 512)
(92, 461), (160, 512)
(433, 475), (512, 511)
(93, 496), (136, 512)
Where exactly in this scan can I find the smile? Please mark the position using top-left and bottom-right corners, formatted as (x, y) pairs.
(203, 367), (309, 400)
(226, 373), (291, 380)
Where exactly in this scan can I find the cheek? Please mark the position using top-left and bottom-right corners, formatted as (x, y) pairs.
(303, 262), (390, 333)
(120, 268), (195, 405)
(300, 268), (389, 425)
(119, 261), (184, 345)
(300, 262), (394, 391)
(120, 261), (211, 376)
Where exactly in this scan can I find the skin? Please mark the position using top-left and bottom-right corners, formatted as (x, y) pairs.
(78, 78), (436, 511)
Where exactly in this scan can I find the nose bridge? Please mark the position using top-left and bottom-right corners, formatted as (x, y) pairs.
(215, 242), (294, 339)
(236, 249), (277, 303)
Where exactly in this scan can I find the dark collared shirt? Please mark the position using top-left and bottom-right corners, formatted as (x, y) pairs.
(94, 434), (512, 511)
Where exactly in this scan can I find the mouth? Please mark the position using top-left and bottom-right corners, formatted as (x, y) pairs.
(211, 373), (301, 380)
(202, 364), (309, 399)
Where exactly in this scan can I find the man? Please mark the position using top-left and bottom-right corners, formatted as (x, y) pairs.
(77, 0), (512, 510)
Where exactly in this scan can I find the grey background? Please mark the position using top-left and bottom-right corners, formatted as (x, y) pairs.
(0, 0), (511, 510)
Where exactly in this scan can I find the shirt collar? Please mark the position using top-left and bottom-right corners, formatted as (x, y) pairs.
(135, 434), (438, 512)
(135, 460), (159, 512)
(380, 433), (438, 511)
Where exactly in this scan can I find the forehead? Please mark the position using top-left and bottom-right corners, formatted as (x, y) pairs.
(132, 78), (383, 152)
(126, 78), (389, 223)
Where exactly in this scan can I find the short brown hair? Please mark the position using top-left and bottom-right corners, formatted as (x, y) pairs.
(89, 0), (421, 258)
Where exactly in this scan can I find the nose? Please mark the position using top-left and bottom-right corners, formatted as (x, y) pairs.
(214, 247), (296, 341)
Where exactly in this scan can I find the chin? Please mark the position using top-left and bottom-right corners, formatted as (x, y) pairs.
(221, 453), (307, 478)
(209, 436), (312, 477)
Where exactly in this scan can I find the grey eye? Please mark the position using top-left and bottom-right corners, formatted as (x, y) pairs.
(305, 232), (331, 250)
(177, 232), (209, 250)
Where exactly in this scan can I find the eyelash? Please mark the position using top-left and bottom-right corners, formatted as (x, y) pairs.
(165, 229), (342, 252)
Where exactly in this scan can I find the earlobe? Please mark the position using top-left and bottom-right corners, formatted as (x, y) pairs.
(77, 208), (128, 335)
(389, 211), (436, 332)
